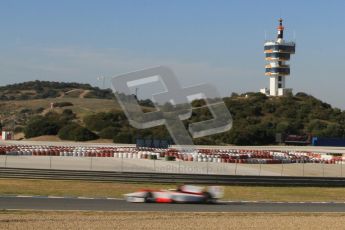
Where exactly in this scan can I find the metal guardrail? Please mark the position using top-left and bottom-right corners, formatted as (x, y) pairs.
(1, 167), (345, 187)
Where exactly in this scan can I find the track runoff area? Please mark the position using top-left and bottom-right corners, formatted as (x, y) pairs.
(2, 140), (345, 212)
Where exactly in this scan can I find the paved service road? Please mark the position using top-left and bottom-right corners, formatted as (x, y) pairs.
(2, 197), (345, 212)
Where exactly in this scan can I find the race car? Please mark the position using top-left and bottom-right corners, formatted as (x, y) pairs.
(124, 185), (224, 204)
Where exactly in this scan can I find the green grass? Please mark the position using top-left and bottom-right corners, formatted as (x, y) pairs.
(1, 178), (345, 202)
(223, 186), (345, 202)
(0, 179), (170, 198)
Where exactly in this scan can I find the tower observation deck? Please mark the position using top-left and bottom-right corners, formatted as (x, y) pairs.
(260, 18), (296, 96)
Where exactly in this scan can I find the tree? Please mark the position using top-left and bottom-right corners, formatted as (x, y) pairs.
(276, 121), (290, 134)
(61, 109), (76, 121)
(72, 127), (98, 141)
(99, 127), (120, 139)
(83, 112), (126, 131)
(313, 123), (343, 138)
(113, 132), (133, 144)
(58, 123), (79, 140)
(24, 116), (61, 138)
(58, 123), (98, 141)
(307, 119), (327, 134)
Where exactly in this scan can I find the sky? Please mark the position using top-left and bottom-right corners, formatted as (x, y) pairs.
(1, 1), (345, 108)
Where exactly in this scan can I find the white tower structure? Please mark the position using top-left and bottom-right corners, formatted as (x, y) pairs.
(260, 18), (296, 96)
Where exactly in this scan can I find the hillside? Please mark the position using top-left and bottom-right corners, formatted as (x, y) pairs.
(0, 81), (344, 145)
(0, 81), (153, 132)
(0, 80), (118, 128)
(219, 92), (344, 145)
(0, 80), (114, 100)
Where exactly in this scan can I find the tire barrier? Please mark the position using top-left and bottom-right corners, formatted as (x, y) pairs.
(0, 144), (344, 165)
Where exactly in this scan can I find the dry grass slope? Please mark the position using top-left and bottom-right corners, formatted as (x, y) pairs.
(4, 98), (122, 116)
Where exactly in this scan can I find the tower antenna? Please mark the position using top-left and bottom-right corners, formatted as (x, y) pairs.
(260, 18), (296, 97)
(293, 30), (296, 42)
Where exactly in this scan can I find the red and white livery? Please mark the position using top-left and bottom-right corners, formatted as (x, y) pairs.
(124, 185), (224, 204)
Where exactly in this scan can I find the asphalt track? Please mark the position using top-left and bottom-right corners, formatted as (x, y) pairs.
(2, 197), (345, 212)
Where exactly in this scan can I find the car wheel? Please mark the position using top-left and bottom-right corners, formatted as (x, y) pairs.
(202, 192), (213, 204)
(144, 192), (153, 203)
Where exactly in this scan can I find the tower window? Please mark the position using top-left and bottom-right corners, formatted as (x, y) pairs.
(278, 76), (282, 81)
(278, 83), (282, 88)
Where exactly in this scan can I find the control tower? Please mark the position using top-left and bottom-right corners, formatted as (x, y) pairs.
(260, 18), (296, 96)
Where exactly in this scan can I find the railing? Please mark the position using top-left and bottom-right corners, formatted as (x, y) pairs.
(2, 167), (345, 187)
(264, 40), (296, 46)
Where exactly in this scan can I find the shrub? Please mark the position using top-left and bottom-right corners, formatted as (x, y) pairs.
(35, 107), (45, 113)
(61, 109), (76, 120)
(83, 112), (126, 131)
(58, 123), (98, 141)
(20, 108), (32, 114)
(24, 116), (61, 138)
(72, 126), (98, 141)
(113, 132), (132, 144)
(99, 127), (120, 139)
(57, 123), (79, 140)
(53, 102), (73, 107)
(14, 126), (24, 133)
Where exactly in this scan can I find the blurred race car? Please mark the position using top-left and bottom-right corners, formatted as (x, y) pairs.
(124, 185), (224, 204)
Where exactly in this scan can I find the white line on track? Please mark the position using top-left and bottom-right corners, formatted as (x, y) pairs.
(77, 197), (95, 199)
(47, 196), (64, 199)
(15, 195), (35, 198)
